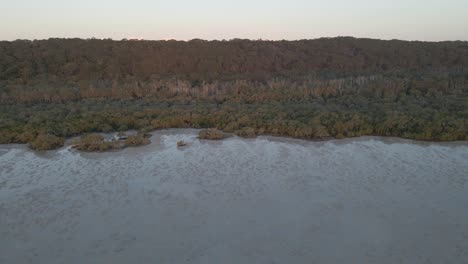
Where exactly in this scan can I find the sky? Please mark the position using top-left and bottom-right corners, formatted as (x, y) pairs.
(2, 0), (468, 41)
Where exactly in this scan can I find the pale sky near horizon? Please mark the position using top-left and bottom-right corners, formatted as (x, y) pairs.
(2, 0), (468, 41)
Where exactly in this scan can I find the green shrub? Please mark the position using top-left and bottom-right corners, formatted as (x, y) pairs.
(235, 127), (257, 138)
(199, 129), (225, 140)
(29, 134), (64, 151)
(125, 135), (150, 146)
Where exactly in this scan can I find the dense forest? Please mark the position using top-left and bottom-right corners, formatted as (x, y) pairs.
(0, 37), (467, 149)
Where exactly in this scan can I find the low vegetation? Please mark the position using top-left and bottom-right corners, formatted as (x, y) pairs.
(72, 133), (150, 152)
(29, 134), (65, 151)
(235, 127), (257, 138)
(124, 134), (150, 147)
(199, 129), (226, 140)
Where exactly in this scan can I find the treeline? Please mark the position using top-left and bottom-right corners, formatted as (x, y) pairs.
(1, 37), (467, 103)
(1, 37), (467, 81)
(0, 37), (467, 148)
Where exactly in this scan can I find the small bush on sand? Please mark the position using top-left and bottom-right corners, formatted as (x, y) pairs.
(29, 134), (65, 151)
(235, 127), (257, 138)
(198, 129), (225, 140)
(125, 135), (150, 146)
(73, 134), (112, 151)
(73, 133), (150, 152)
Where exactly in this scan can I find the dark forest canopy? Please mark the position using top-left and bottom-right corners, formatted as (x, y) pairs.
(1, 37), (468, 103)
(0, 37), (467, 149)
(1, 37), (468, 81)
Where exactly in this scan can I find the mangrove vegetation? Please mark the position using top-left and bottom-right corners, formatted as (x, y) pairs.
(0, 37), (467, 149)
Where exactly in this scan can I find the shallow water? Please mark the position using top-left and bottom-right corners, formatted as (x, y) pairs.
(1, 129), (467, 264)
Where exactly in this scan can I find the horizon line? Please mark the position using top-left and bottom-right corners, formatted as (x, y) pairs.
(2, 36), (468, 43)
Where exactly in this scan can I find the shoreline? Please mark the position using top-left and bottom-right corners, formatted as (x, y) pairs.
(1, 128), (467, 153)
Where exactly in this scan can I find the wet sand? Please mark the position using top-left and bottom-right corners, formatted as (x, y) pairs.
(1, 129), (467, 263)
